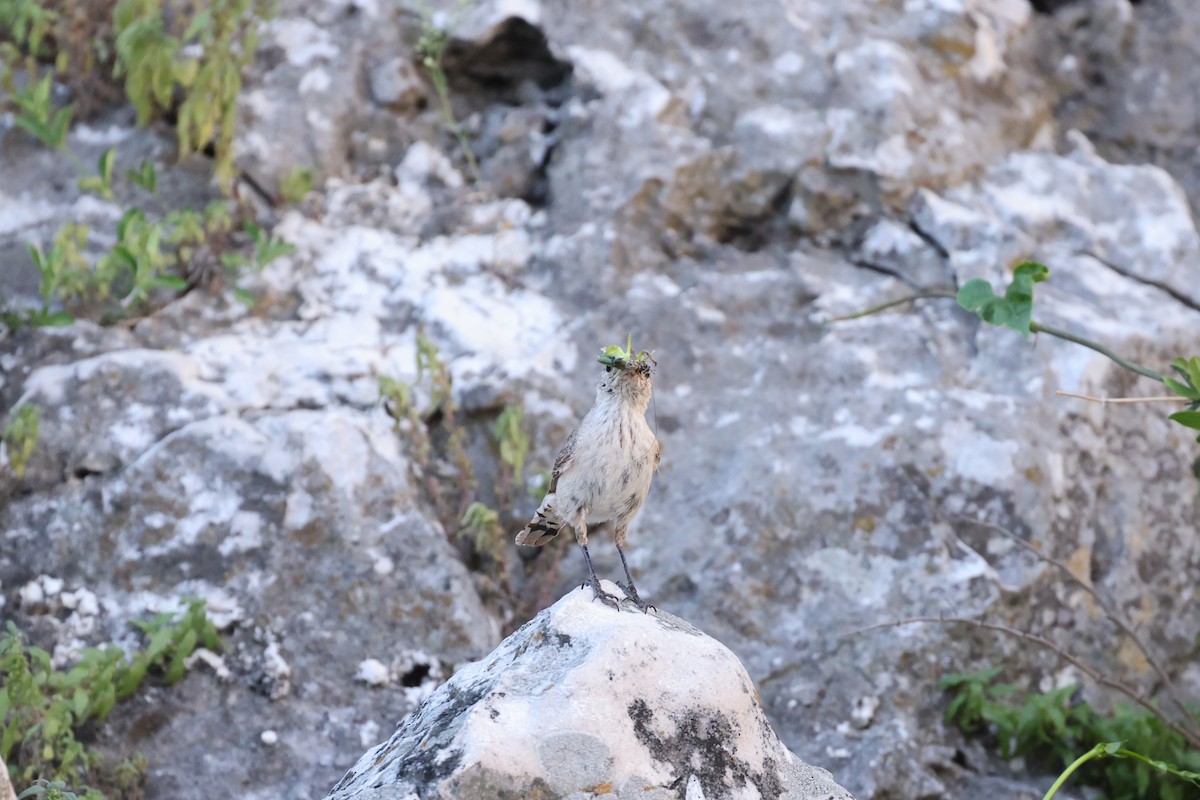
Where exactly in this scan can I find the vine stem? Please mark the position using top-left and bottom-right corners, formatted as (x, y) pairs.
(829, 290), (956, 321)
(1042, 744), (1105, 800)
(834, 292), (1168, 383)
(1029, 321), (1165, 382)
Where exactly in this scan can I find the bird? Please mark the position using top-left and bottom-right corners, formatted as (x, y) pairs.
(515, 340), (661, 611)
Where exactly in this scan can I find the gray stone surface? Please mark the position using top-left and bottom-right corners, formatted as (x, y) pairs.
(3, 0), (1200, 799)
(327, 584), (854, 800)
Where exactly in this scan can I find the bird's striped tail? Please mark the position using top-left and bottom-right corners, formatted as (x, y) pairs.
(515, 496), (563, 547)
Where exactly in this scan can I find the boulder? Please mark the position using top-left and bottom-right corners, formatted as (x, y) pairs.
(327, 583), (853, 800)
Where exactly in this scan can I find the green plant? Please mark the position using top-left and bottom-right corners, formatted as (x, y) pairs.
(491, 405), (528, 504)
(124, 159), (157, 193)
(0, 0), (57, 79)
(11, 72), (73, 149)
(840, 263), (1200, 442)
(217, 220), (295, 304)
(97, 209), (186, 307)
(957, 263), (1200, 439)
(3, 404), (41, 478)
(1044, 742), (1200, 800)
(22, 224), (91, 327)
(956, 261), (1048, 338)
(77, 149), (117, 200)
(1, 600), (220, 798)
(1163, 357), (1200, 441)
(113, 0), (271, 188)
(941, 667), (1200, 800)
(17, 779), (87, 799)
(381, 334), (557, 619)
(278, 166), (313, 204)
(458, 501), (504, 563)
(415, 0), (479, 182)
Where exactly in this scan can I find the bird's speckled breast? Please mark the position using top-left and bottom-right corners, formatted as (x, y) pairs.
(555, 396), (657, 525)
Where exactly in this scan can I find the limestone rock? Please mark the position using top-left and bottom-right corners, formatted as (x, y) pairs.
(327, 584), (854, 800)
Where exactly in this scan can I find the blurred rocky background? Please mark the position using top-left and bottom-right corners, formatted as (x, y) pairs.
(2, 0), (1199, 798)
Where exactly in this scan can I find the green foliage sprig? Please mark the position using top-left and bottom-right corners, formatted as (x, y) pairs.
(955, 262), (1200, 441)
(21, 224), (91, 327)
(1164, 357), (1200, 439)
(3, 404), (41, 478)
(956, 262), (1048, 338)
(11, 72), (73, 149)
(941, 667), (1200, 800)
(492, 406), (528, 488)
(113, 0), (270, 187)
(415, 0), (479, 182)
(77, 149), (117, 200)
(458, 501), (503, 563)
(598, 334), (655, 370)
(278, 167), (314, 205)
(1, 600), (221, 798)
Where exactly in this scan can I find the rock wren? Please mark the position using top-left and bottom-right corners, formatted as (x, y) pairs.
(515, 342), (660, 611)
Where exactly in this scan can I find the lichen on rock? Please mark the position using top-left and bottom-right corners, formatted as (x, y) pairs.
(327, 584), (853, 800)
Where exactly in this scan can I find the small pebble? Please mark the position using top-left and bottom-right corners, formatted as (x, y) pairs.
(261, 730), (278, 746)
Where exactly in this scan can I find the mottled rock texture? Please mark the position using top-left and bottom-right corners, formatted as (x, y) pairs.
(3, 0), (1200, 798)
(327, 585), (853, 800)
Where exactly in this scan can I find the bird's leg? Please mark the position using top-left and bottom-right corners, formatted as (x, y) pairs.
(574, 516), (620, 610)
(579, 543), (621, 610)
(615, 544), (654, 613)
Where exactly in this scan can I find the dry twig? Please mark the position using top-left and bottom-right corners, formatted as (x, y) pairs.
(956, 517), (1200, 738)
(1055, 391), (1188, 405)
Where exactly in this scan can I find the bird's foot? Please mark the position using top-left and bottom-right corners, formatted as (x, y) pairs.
(588, 576), (622, 611)
(617, 581), (655, 613)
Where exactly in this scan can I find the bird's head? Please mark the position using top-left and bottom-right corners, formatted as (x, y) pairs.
(596, 336), (655, 409)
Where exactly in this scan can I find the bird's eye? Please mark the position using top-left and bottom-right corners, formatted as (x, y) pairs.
(605, 366), (612, 373)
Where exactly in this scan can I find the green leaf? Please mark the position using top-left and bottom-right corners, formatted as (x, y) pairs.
(48, 105), (73, 148)
(148, 275), (188, 290)
(1168, 411), (1200, 431)
(117, 208), (144, 240)
(13, 115), (51, 145)
(126, 159), (158, 192)
(27, 243), (48, 276)
(232, 287), (256, 307)
(955, 279), (997, 310)
(164, 629), (197, 684)
(71, 687), (88, 718)
(98, 147), (116, 183)
(40, 311), (75, 327)
(1163, 377), (1200, 401)
(1182, 357), (1200, 390)
(110, 245), (138, 271)
(955, 262), (1050, 337)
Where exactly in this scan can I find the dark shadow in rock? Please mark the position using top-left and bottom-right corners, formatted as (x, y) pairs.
(441, 17), (573, 101)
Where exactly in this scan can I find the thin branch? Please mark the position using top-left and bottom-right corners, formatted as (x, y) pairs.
(831, 289), (957, 321)
(1054, 391), (1189, 405)
(1030, 321), (1165, 382)
(848, 615), (1200, 752)
(957, 517), (1200, 738)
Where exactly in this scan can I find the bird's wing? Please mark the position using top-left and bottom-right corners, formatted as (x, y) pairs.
(548, 424), (579, 494)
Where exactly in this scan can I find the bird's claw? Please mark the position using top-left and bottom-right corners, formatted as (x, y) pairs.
(616, 581), (655, 613)
(589, 576), (622, 610)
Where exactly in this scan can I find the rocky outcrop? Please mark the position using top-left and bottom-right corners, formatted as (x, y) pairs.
(4, 0), (1200, 799)
(327, 584), (853, 800)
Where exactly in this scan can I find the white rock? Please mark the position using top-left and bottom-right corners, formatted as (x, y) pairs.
(261, 730), (279, 746)
(327, 584), (853, 800)
(18, 579), (45, 609)
(355, 658), (390, 687)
